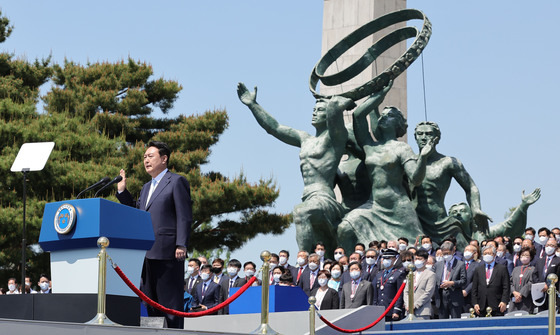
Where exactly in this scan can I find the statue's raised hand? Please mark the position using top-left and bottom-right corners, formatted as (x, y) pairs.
(370, 80), (393, 107)
(237, 82), (257, 106)
(419, 138), (436, 158)
(521, 188), (541, 206)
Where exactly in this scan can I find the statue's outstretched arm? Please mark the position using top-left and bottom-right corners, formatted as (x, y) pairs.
(237, 82), (305, 147)
(489, 188), (541, 238)
(452, 158), (493, 223)
(352, 81), (392, 148)
(326, 96), (355, 146)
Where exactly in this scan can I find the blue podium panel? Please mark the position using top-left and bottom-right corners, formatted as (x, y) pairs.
(39, 198), (154, 251)
(229, 285), (309, 314)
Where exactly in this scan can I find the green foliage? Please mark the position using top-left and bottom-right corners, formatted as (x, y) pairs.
(0, 12), (291, 287)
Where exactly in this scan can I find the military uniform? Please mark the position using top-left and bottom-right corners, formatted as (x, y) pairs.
(373, 266), (407, 321)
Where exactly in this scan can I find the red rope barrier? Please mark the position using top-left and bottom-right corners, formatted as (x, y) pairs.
(318, 280), (407, 333)
(113, 264), (257, 317)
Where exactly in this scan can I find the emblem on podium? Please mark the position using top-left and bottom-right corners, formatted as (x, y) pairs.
(54, 203), (77, 234)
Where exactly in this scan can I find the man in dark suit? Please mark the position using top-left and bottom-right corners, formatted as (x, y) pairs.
(472, 245), (510, 316)
(341, 261), (373, 309)
(279, 250), (297, 284)
(532, 238), (560, 311)
(362, 248), (379, 282)
(434, 241), (466, 319)
(117, 141), (192, 329)
(191, 265), (221, 313)
(185, 258), (202, 295)
(298, 253), (321, 296)
(462, 244), (482, 312)
(373, 249), (406, 321)
(220, 259), (245, 314)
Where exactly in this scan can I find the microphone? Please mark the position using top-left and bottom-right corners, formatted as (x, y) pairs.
(94, 175), (123, 197)
(76, 177), (111, 199)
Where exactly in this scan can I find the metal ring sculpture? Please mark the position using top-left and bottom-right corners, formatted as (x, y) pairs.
(309, 9), (431, 100)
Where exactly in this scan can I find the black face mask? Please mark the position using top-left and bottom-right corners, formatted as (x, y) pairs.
(211, 267), (222, 274)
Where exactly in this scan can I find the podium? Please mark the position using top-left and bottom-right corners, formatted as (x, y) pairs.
(39, 198), (154, 296)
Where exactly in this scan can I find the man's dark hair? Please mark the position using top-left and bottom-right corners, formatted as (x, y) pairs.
(200, 264), (213, 272)
(148, 141), (171, 162)
(314, 242), (325, 249)
(243, 261), (256, 270)
(416, 249), (429, 260)
(212, 258), (224, 267)
(538, 227), (551, 236)
(525, 227), (536, 235)
(398, 237), (409, 244)
(355, 243), (366, 250)
(39, 274), (50, 281)
(279, 250), (290, 258)
(188, 258), (201, 267)
(270, 253), (279, 263)
(228, 259), (242, 269)
(348, 261), (362, 271)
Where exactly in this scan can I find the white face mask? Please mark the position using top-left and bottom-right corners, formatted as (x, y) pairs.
(273, 273), (281, 282)
(496, 251), (504, 258)
(355, 250), (364, 257)
(334, 253), (343, 261)
(279, 256), (288, 265)
(269, 263), (278, 269)
(546, 246), (556, 256)
(422, 243), (432, 251)
(343, 264), (349, 272)
(350, 271), (361, 280)
(8, 284), (16, 292)
(425, 264), (433, 270)
(308, 262), (319, 271)
(483, 254), (494, 264)
(556, 235), (560, 241)
(365, 257), (375, 265)
(39, 282), (49, 291)
(525, 234), (534, 241)
(227, 267), (238, 276)
(382, 259), (393, 268)
(402, 261), (412, 268)
(297, 257), (306, 266)
(331, 270), (341, 279)
(443, 254), (453, 262)
(200, 272), (211, 281)
(318, 278), (328, 287)
(520, 256), (531, 265)
(513, 244), (522, 253)
(186, 266), (195, 275)
(414, 260), (425, 269)
(245, 269), (255, 277)
(539, 236), (548, 245)
(316, 250), (325, 257)
(463, 251), (473, 260)
(398, 244), (407, 251)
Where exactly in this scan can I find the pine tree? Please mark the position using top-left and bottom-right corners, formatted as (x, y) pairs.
(0, 13), (291, 286)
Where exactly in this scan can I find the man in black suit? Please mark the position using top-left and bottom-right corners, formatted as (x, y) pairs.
(191, 265), (221, 313)
(220, 259), (245, 314)
(532, 238), (560, 311)
(462, 244), (481, 312)
(362, 248), (379, 282)
(117, 141), (192, 329)
(434, 241), (466, 319)
(185, 258), (202, 295)
(298, 253), (320, 296)
(472, 245), (510, 316)
(279, 250), (297, 284)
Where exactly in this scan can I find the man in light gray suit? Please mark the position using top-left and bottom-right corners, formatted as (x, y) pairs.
(404, 249), (436, 319)
(340, 261), (373, 308)
(434, 241), (466, 318)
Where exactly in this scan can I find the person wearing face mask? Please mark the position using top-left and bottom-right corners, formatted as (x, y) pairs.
(328, 262), (344, 292)
(373, 248), (407, 320)
(553, 227), (560, 243)
(462, 244), (481, 313)
(6, 278), (20, 295)
(37, 275), (51, 294)
(524, 227), (536, 244)
(267, 253), (280, 284)
(342, 252), (364, 285)
(509, 247), (535, 313)
(434, 241), (466, 319)
(420, 236), (436, 257)
(404, 249), (436, 320)
(311, 270), (340, 310)
(472, 245), (510, 316)
(298, 253), (321, 296)
(294, 251), (309, 285)
(511, 236), (524, 267)
(400, 250), (414, 270)
(495, 243), (514, 276)
(532, 237), (560, 312)
(243, 261), (262, 286)
(397, 237), (409, 253)
(314, 242), (326, 269)
(219, 259), (245, 314)
(434, 248), (444, 263)
(271, 266), (285, 285)
(190, 265), (221, 314)
(535, 227), (550, 259)
(185, 258), (202, 295)
(362, 249), (379, 282)
(278, 250), (297, 284)
(354, 243), (366, 259)
(341, 261), (373, 309)
(333, 247), (345, 262)
(24, 276), (37, 294)
(426, 256), (436, 272)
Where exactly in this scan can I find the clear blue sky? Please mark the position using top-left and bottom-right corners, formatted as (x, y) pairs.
(2, 1), (558, 264)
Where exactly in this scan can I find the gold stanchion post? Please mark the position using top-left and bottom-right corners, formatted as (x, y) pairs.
(485, 306), (492, 318)
(251, 250), (281, 334)
(547, 273), (558, 335)
(87, 237), (117, 325)
(308, 296), (316, 335)
(406, 263), (416, 321)
(469, 308), (475, 318)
